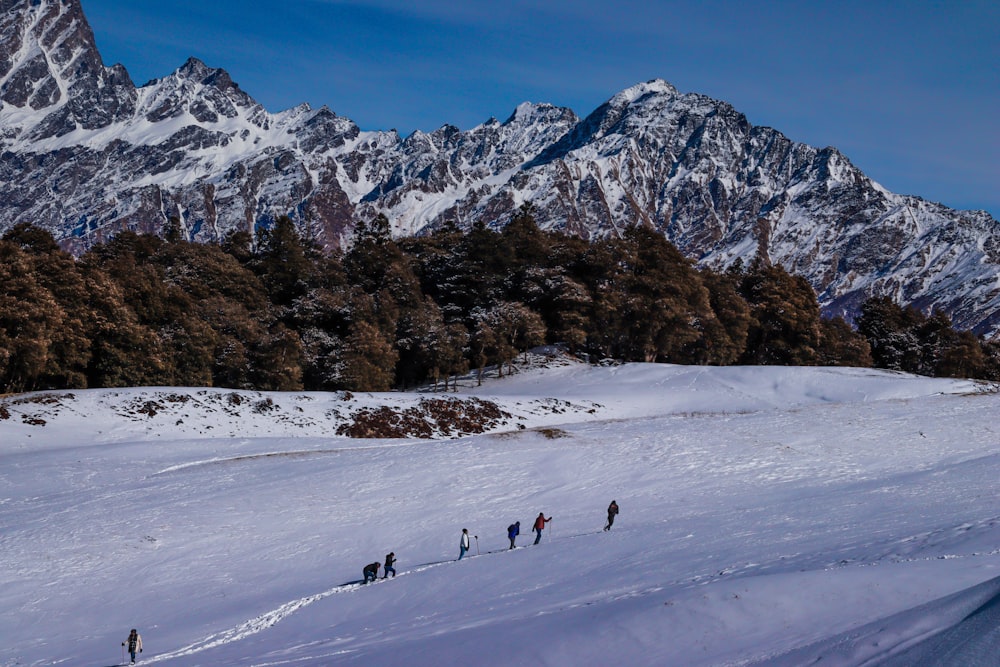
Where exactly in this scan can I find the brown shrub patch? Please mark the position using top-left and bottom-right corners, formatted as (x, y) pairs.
(336, 397), (512, 438)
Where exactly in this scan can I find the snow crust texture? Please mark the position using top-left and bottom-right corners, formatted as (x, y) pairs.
(3, 360), (1000, 666)
(2, 0), (1000, 333)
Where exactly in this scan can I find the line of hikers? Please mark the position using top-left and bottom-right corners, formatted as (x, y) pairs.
(122, 503), (620, 663)
(363, 501), (619, 582)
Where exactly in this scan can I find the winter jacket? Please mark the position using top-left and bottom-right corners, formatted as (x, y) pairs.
(384, 554), (395, 568)
(533, 515), (550, 531)
(608, 502), (619, 517)
(507, 523), (519, 538)
(363, 562), (380, 577)
(461, 532), (471, 549)
(125, 633), (142, 652)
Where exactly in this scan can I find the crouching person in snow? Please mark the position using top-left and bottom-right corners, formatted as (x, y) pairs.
(363, 561), (380, 583)
(122, 628), (142, 664)
(507, 521), (520, 549)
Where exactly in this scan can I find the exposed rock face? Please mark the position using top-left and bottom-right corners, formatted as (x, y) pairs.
(2, 0), (999, 334)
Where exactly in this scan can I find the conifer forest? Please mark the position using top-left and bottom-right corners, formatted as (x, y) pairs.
(3, 207), (998, 395)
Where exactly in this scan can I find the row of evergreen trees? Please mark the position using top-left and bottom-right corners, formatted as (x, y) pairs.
(2, 208), (998, 395)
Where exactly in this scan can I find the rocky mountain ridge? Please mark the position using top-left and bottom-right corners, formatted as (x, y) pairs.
(2, 0), (999, 334)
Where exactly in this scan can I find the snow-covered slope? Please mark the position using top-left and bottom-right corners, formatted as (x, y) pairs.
(3, 0), (1000, 334)
(2, 361), (1000, 666)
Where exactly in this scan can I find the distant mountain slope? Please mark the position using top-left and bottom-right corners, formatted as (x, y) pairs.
(2, 0), (999, 334)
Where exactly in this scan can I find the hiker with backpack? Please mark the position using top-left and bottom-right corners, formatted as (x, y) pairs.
(605, 500), (619, 531)
(507, 521), (520, 549)
(122, 628), (142, 665)
(382, 552), (396, 579)
(363, 561), (380, 583)
(533, 512), (552, 544)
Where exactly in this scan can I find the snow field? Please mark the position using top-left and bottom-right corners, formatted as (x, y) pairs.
(2, 363), (999, 665)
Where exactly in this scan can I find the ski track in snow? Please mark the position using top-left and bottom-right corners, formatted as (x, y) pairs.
(149, 443), (421, 476)
(145, 551), (507, 663)
(148, 525), (1000, 665)
(146, 584), (352, 663)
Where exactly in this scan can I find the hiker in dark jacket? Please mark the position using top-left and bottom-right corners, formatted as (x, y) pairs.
(459, 529), (471, 560)
(533, 513), (552, 544)
(382, 552), (396, 578)
(507, 521), (520, 549)
(605, 500), (619, 531)
(363, 561), (380, 583)
(122, 629), (142, 665)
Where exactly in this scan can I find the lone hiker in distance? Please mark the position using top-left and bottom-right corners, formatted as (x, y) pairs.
(122, 628), (143, 665)
(605, 500), (619, 531)
(533, 512), (552, 544)
(507, 521), (520, 549)
(459, 528), (471, 559)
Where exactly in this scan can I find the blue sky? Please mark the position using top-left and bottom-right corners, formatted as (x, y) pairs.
(81, 0), (998, 217)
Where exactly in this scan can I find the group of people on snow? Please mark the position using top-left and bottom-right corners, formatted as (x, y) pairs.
(363, 552), (397, 583)
(124, 503), (619, 663)
(365, 501), (618, 581)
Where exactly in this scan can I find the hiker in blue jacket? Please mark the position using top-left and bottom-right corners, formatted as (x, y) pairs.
(507, 521), (520, 549)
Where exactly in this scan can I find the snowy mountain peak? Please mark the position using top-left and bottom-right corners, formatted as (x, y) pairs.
(506, 101), (571, 124)
(0, 0), (98, 110)
(608, 77), (679, 107)
(0, 0), (136, 140)
(1, 0), (999, 334)
(139, 57), (264, 126)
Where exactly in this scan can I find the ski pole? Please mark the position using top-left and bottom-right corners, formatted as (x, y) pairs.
(474, 535), (480, 555)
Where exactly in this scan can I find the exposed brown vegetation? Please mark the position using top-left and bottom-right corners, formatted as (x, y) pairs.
(336, 397), (513, 438)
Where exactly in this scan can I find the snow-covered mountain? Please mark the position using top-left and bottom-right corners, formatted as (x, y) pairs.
(3, 0), (1000, 334)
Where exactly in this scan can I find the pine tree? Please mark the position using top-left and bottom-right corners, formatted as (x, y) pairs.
(252, 216), (320, 307)
(584, 226), (712, 363)
(2, 225), (93, 388)
(817, 316), (873, 367)
(855, 297), (924, 372)
(687, 268), (751, 365)
(340, 319), (398, 391)
(739, 263), (822, 366)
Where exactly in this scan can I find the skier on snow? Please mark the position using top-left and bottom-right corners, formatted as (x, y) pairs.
(122, 628), (142, 665)
(605, 500), (619, 531)
(507, 521), (520, 549)
(533, 512), (552, 544)
(363, 561), (380, 583)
